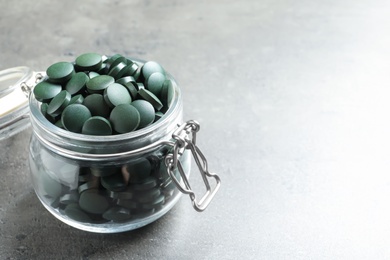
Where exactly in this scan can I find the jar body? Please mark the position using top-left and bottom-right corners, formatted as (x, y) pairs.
(28, 74), (189, 233)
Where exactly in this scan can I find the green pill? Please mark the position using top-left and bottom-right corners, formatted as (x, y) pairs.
(101, 171), (128, 192)
(65, 72), (89, 95)
(83, 94), (111, 118)
(161, 79), (175, 109)
(125, 158), (152, 184)
(146, 72), (165, 97)
(90, 166), (119, 177)
(59, 192), (79, 205)
(107, 188), (134, 200)
(86, 75), (115, 94)
(46, 61), (75, 83)
(61, 104), (92, 133)
(41, 170), (62, 199)
(142, 61), (165, 79)
(64, 203), (92, 222)
(131, 100), (155, 129)
(110, 56), (127, 70)
(78, 179), (100, 194)
(40, 102), (49, 117)
(115, 76), (135, 85)
(140, 194), (165, 210)
(132, 66), (142, 81)
(135, 188), (161, 203)
(116, 199), (138, 210)
(116, 62), (139, 79)
(116, 77), (138, 99)
(82, 116), (112, 135)
(75, 53), (102, 71)
(154, 111), (164, 122)
(54, 119), (64, 129)
(102, 207), (132, 222)
(138, 88), (163, 111)
(109, 104), (140, 133)
(88, 71), (100, 79)
(33, 81), (62, 102)
(124, 82), (138, 100)
(79, 189), (110, 215)
(103, 83), (132, 108)
(69, 94), (84, 105)
(131, 177), (157, 191)
(108, 61), (127, 79)
(47, 90), (71, 117)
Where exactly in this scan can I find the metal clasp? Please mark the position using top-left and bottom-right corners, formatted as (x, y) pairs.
(165, 120), (221, 212)
(20, 72), (44, 97)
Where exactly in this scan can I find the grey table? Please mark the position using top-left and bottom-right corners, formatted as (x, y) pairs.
(1, 0), (390, 259)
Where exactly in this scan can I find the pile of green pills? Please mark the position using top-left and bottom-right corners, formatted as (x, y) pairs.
(38, 148), (186, 223)
(34, 53), (175, 135)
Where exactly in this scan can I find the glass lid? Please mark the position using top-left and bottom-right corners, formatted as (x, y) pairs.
(0, 66), (35, 140)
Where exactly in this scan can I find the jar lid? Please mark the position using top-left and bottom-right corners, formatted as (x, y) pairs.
(0, 66), (35, 140)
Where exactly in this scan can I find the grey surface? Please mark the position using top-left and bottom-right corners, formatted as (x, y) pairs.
(1, 0), (390, 259)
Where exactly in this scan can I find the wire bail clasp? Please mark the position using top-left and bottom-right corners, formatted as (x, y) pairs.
(20, 72), (44, 97)
(165, 120), (221, 212)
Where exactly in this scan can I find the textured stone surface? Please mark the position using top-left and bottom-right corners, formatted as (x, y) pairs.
(2, 0), (390, 259)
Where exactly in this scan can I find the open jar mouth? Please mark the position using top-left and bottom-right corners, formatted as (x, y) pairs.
(29, 70), (184, 157)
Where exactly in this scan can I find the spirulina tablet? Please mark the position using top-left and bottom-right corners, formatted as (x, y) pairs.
(54, 119), (64, 129)
(107, 188), (134, 200)
(116, 199), (138, 210)
(131, 100), (155, 129)
(86, 75), (115, 94)
(82, 116), (112, 135)
(102, 207), (132, 222)
(108, 61), (127, 79)
(79, 189), (110, 214)
(116, 62), (139, 79)
(59, 192), (79, 205)
(47, 90), (71, 117)
(68, 94), (84, 105)
(46, 62), (75, 83)
(161, 79), (175, 109)
(154, 111), (164, 122)
(82, 94), (111, 118)
(33, 81), (62, 102)
(65, 72), (89, 95)
(135, 188), (161, 203)
(101, 171), (128, 192)
(131, 177), (157, 191)
(115, 76), (136, 85)
(125, 158), (152, 183)
(142, 61), (165, 79)
(138, 88), (163, 111)
(88, 71), (100, 79)
(61, 104), (92, 133)
(64, 203), (92, 222)
(90, 167), (119, 178)
(75, 53), (102, 71)
(140, 194), (165, 210)
(103, 83), (132, 108)
(109, 104), (140, 133)
(146, 72), (165, 97)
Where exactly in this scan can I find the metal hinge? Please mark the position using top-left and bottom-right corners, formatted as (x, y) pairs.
(165, 120), (221, 212)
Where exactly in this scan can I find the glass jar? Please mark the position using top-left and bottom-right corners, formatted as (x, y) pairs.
(0, 63), (221, 233)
